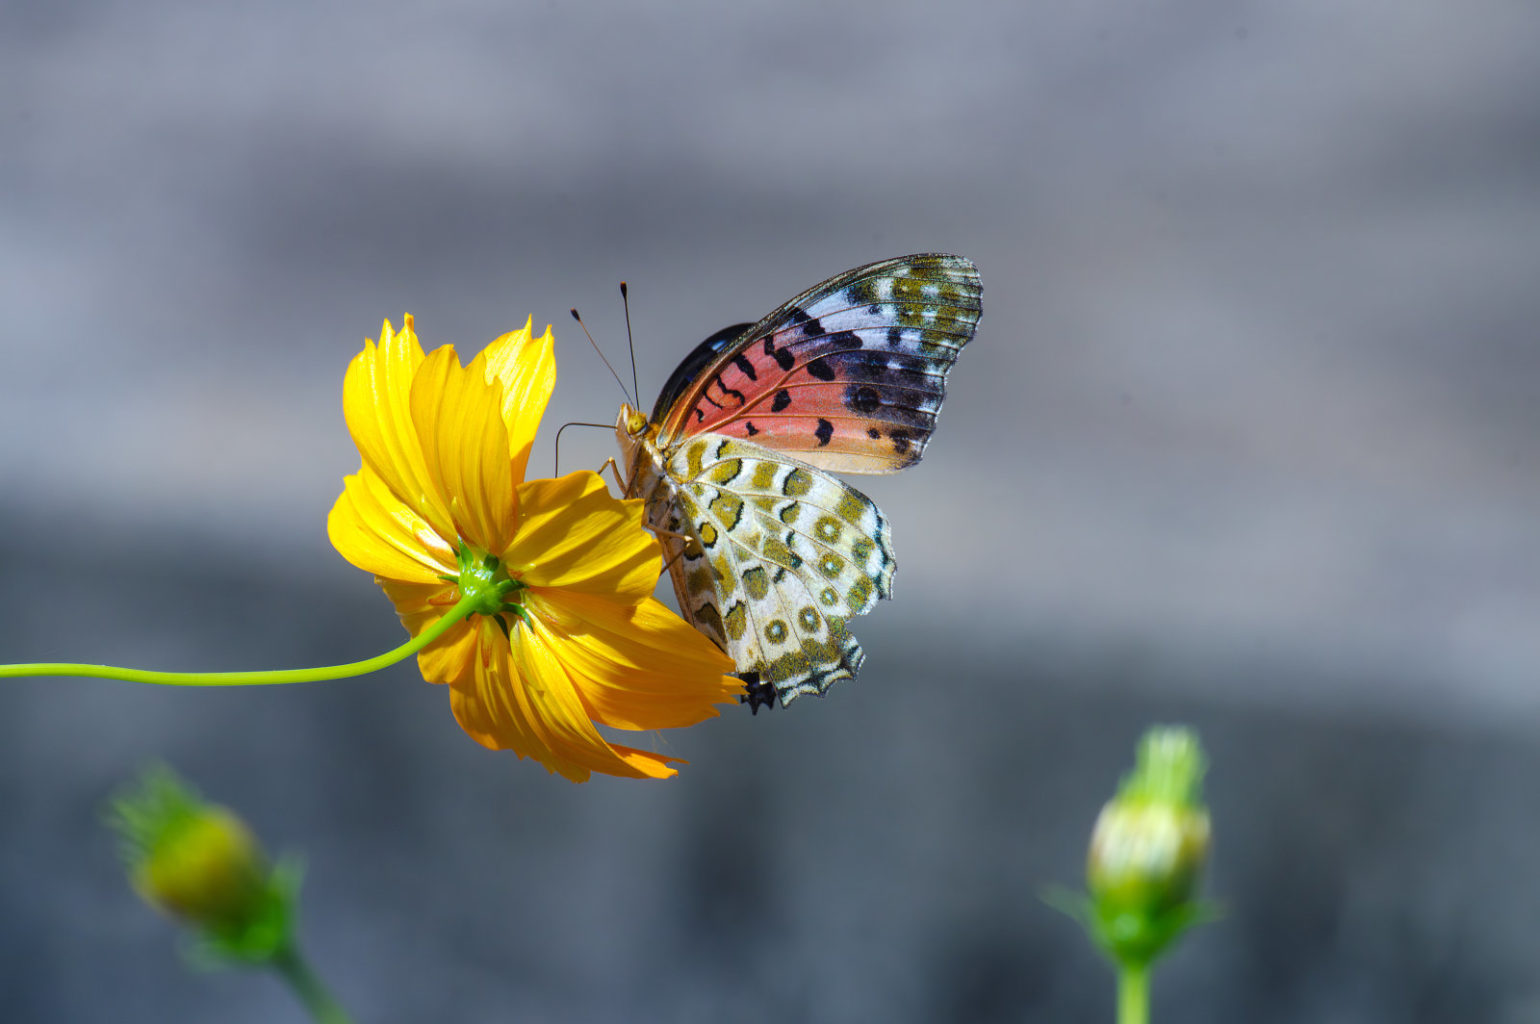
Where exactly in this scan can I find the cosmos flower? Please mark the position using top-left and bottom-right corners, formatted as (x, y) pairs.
(327, 315), (738, 781)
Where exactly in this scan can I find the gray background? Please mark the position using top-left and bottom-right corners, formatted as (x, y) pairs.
(4, 1), (1540, 1020)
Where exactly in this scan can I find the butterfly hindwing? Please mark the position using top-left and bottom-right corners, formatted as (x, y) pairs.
(657, 253), (981, 475)
(654, 434), (894, 705)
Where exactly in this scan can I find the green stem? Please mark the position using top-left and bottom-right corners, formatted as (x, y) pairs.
(1117, 960), (1150, 1024)
(271, 944), (354, 1024)
(0, 594), (478, 686)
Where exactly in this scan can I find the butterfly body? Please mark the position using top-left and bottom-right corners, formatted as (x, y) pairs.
(617, 254), (980, 709)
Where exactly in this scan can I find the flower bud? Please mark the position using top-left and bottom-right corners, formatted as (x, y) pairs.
(108, 766), (295, 962)
(1088, 799), (1210, 914)
(133, 807), (267, 927)
(1083, 726), (1211, 965)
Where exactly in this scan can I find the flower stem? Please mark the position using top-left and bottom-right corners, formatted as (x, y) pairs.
(0, 594), (478, 686)
(271, 944), (353, 1024)
(1117, 960), (1150, 1024)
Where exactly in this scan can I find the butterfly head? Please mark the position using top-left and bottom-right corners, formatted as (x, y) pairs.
(616, 403), (650, 440)
(615, 401), (654, 466)
(613, 404), (656, 496)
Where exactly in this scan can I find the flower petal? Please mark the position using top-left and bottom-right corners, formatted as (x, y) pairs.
(340, 316), (456, 542)
(503, 472), (659, 599)
(527, 589), (739, 730)
(378, 579), (484, 685)
(328, 465), (458, 584)
(471, 317), (555, 484)
(447, 618), (682, 781)
(409, 345), (517, 555)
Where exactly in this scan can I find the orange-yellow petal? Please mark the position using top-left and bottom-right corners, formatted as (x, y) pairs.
(340, 316), (456, 542)
(408, 345), (517, 555)
(328, 465), (458, 584)
(470, 317), (555, 485)
(447, 654), (538, 754)
(377, 579), (484, 686)
(447, 619), (681, 781)
(526, 589), (738, 730)
(502, 472), (659, 599)
(416, 623), (484, 688)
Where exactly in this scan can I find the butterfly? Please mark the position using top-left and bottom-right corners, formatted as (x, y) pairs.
(614, 253), (980, 711)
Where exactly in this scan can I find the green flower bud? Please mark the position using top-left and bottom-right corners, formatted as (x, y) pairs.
(1088, 799), (1211, 912)
(132, 807), (266, 927)
(1082, 727), (1212, 966)
(108, 766), (297, 964)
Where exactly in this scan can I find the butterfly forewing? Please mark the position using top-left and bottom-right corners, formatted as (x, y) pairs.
(657, 253), (981, 475)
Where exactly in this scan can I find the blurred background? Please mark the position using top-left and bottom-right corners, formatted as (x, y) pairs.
(4, 1), (1540, 1020)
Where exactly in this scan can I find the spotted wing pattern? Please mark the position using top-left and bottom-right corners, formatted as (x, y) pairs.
(640, 434), (895, 708)
(655, 254), (981, 475)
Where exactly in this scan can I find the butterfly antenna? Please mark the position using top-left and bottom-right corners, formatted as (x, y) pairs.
(621, 281), (640, 406)
(553, 420), (618, 477)
(570, 307), (632, 403)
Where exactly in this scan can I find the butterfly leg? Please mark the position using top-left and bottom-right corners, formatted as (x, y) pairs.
(596, 457), (630, 494)
(660, 546), (689, 576)
(653, 525), (699, 577)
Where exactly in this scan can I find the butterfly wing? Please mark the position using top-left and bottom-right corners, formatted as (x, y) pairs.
(655, 253), (981, 474)
(640, 433), (895, 708)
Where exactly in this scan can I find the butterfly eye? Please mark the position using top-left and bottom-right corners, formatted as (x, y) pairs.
(627, 411), (649, 436)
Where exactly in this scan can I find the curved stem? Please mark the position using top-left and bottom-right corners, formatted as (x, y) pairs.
(0, 594), (478, 686)
(271, 944), (354, 1024)
(1117, 960), (1150, 1024)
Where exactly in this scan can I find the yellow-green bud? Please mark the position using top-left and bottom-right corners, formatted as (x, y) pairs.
(108, 765), (296, 963)
(133, 807), (267, 927)
(1081, 726), (1212, 966)
(1087, 799), (1211, 916)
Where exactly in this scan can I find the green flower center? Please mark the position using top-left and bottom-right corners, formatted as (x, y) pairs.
(445, 542), (532, 640)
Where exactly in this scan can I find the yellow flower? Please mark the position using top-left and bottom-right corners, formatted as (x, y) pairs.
(327, 315), (738, 781)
